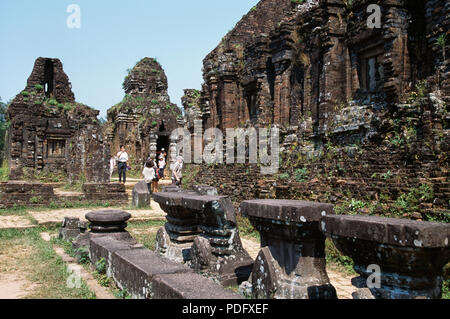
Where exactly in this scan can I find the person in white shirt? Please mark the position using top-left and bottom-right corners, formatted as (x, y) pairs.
(158, 156), (166, 179)
(116, 145), (129, 184)
(142, 160), (156, 194)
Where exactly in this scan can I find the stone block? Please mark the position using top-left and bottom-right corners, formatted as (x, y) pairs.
(132, 181), (151, 208)
(322, 215), (450, 299)
(152, 272), (241, 299)
(240, 199), (337, 299)
(89, 237), (144, 277)
(110, 248), (192, 299)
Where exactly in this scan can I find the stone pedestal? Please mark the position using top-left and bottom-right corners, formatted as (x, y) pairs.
(322, 215), (450, 299)
(239, 199), (337, 299)
(132, 181), (151, 208)
(153, 190), (253, 285)
(73, 210), (136, 253)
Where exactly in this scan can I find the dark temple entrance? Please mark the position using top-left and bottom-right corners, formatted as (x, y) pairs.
(156, 122), (170, 159)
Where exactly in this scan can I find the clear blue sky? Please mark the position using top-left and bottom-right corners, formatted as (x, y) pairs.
(0, 0), (259, 118)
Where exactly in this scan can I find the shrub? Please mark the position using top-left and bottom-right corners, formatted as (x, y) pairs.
(95, 257), (106, 274)
(294, 168), (309, 182)
(63, 104), (73, 111)
(278, 172), (290, 180)
(34, 84), (44, 91)
(29, 196), (42, 204)
(21, 91), (29, 97)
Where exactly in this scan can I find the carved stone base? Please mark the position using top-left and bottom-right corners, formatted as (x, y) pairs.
(155, 226), (193, 263)
(251, 246), (337, 299)
(191, 237), (253, 286)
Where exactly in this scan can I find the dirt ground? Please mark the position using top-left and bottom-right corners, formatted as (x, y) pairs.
(0, 240), (36, 299)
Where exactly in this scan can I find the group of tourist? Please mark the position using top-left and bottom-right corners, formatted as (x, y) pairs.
(110, 145), (183, 194)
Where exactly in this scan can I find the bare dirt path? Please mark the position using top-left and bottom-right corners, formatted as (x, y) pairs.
(0, 274), (36, 299)
(0, 240), (36, 299)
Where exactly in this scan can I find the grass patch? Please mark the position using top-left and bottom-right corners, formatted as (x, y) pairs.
(0, 161), (9, 182)
(236, 214), (260, 241)
(0, 227), (95, 299)
(127, 220), (165, 251)
(325, 238), (357, 276)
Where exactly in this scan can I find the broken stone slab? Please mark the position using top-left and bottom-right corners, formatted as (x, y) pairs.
(110, 247), (192, 299)
(58, 217), (87, 241)
(322, 215), (450, 299)
(152, 272), (242, 299)
(73, 210), (137, 257)
(132, 181), (151, 208)
(239, 199), (337, 299)
(153, 191), (253, 286)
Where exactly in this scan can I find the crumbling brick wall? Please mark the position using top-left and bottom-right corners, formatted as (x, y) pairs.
(6, 57), (110, 182)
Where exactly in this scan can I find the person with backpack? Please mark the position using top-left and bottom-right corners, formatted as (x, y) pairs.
(142, 160), (156, 194)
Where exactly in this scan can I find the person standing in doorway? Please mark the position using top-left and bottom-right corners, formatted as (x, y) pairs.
(158, 156), (166, 180)
(171, 156), (183, 186)
(117, 145), (129, 184)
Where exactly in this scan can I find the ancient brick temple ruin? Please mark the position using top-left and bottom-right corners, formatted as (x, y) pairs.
(190, 0), (449, 132)
(182, 0), (449, 221)
(106, 58), (182, 167)
(6, 57), (110, 182)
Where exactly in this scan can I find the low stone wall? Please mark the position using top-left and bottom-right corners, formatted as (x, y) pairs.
(0, 181), (54, 208)
(0, 182), (129, 208)
(82, 183), (128, 205)
(89, 237), (240, 299)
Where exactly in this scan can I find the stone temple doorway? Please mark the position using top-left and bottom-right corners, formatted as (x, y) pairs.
(156, 123), (170, 177)
(156, 133), (169, 154)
